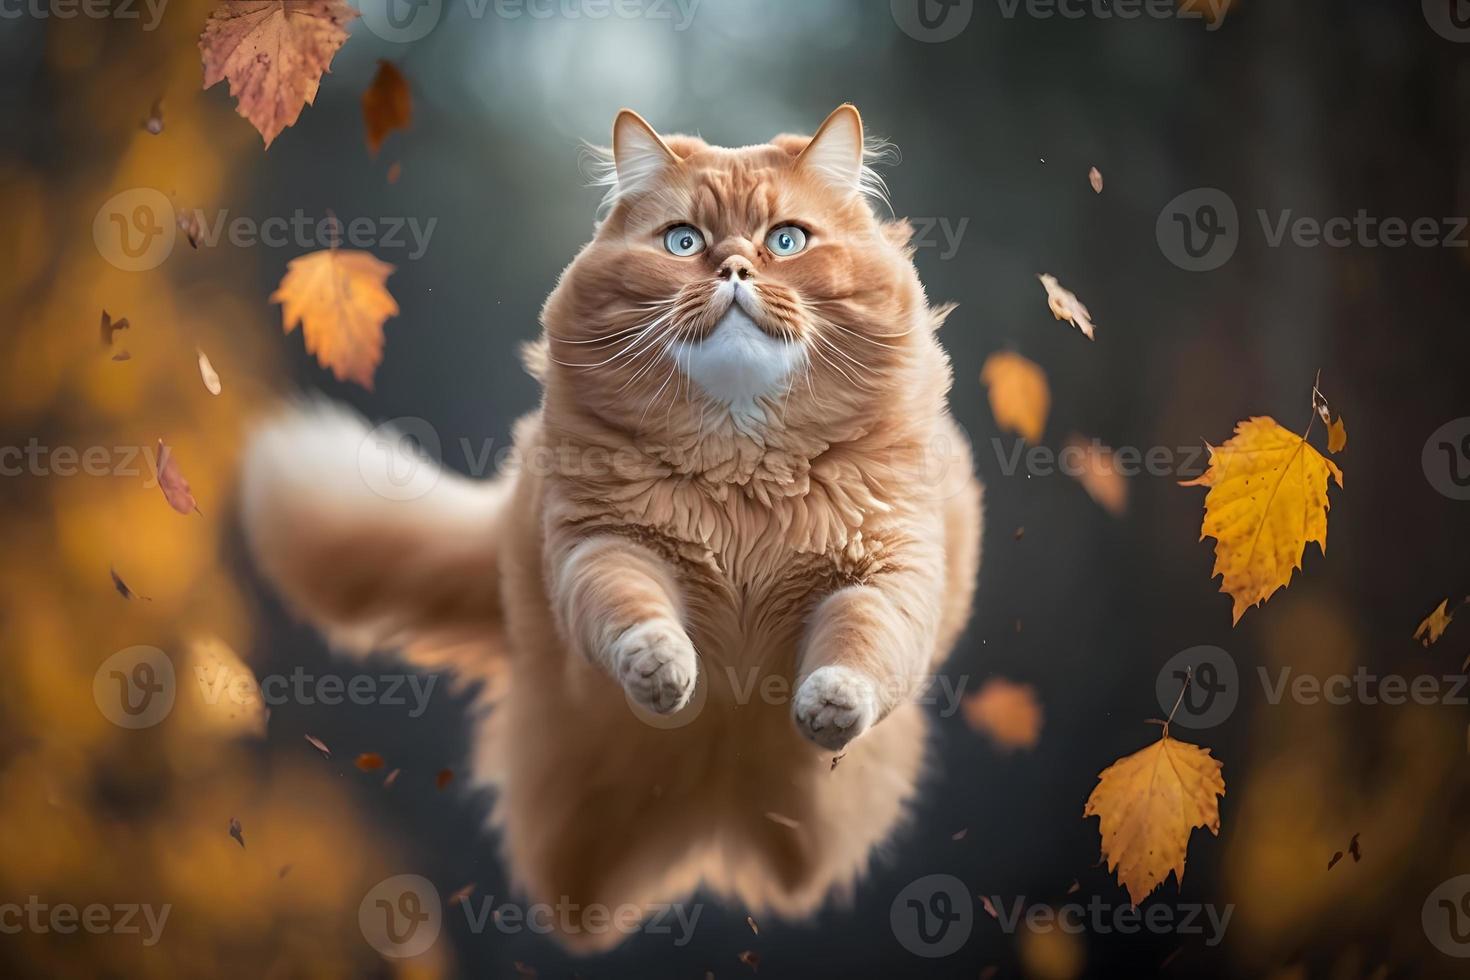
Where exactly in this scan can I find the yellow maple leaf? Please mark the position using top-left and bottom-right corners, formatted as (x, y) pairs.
(980, 351), (1050, 443)
(200, 0), (357, 149)
(271, 249), (399, 389)
(1083, 734), (1225, 905)
(1414, 599), (1454, 647)
(1181, 416), (1344, 624)
(1327, 415), (1347, 454)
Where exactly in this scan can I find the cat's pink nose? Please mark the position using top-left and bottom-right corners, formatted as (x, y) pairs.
(717, 256), (755, 281)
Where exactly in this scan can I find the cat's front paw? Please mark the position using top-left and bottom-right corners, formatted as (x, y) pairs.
(611, 620), (698, 715)
(793, 665), (878, 751)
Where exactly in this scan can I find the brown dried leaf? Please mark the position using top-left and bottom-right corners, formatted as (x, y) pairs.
(1327, 415), (1347, 454)
(100, 309), (129, 347)
(1066, 435), (1129, 517)
(109, 565), (149, 601)
(435, 768), (454, 790)
(386, 161), (402, 184)
(763, 811), (800, 830)
(112, 350), (132, 362)
(447, 883), (476, 907)
(304, 733), (331, 757)
(1414, 599), (1454, 647)
(1038, 273), (1096, 340)
(228, 817), (245, 848)
(197, 348), (222, 395)
(738, 950), (760, 972)
(746, 914), (758, 934)
(980, 895), (998, 919)
(155, 439), (201, 515)
(143, 96), (164, 135)
(199, 0), (357, 148)
(362, 60), (411, 157)
(1088, 166), (1103, 193)
(355, 752), (385, 772)
(383, 768), (401, 788)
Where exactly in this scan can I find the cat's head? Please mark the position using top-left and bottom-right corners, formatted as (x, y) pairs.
(539, 105), (952, 448)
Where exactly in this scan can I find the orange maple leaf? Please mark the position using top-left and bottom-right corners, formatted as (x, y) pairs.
(271, 249), (399, 389)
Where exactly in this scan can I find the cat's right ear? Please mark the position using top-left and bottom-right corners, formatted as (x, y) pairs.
(612, 109), (679, 197)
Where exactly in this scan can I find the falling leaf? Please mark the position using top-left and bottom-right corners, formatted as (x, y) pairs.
(962, 678), (1043, 751)
(512, 963), (536, 978)
(383, 768), (401, 788)
(447, 883), (476, 907)
(980, 895), (998, 919)
(197, 348), (222, 395)
(177, 206), (202, 249)
(278, 864), (292, 878)
(154, 439), (201, 515)
(1066, 435), (1129, 517)
(1327, 415), (1347, 454)
(1037, 273), (1096, 340)
(199, 0), (357, 149)
(738, 950), (760, 972)
(1180, 416), (1343, 624)
(829, 753), (845, 772)
(1348, 832), (1361, 862)
(109, 566), (149, 601)
(763, 811), (800, 830)
(304, 734), (331, 758)
(1327, 850), (1344, 870)
(228, 817), (245, 849)
(1082, 734), (1225, 905)
(1414, 599), (1454, 647)
(1066, 880), (1080, 895)
(355, 752), (385, 772)
(951, 828), (968, 841)
(386, 161), (402, 184)
(746, 914), (759, 934)
(187, 635), (267, 738)
(435, 768), (454, 790)
(980, 351), (1050, 443)
(271, 249), (399, 389)
(142, 96), (164, 135)
(112, 351), (132, 362)
(1088, 166), (1103, 193)
(362, 60), (411, 157)
(1014, 526), (1025, 541)
(99, 310), (129, 347)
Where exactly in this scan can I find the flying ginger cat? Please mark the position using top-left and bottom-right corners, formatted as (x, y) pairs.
(241, 104), (983, 951)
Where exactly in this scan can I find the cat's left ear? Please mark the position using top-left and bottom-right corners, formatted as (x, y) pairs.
(796, 104), (865, 196)
(612, 109), (679, 198)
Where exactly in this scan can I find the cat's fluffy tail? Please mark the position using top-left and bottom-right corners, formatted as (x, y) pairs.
(240, 402), (510, 686)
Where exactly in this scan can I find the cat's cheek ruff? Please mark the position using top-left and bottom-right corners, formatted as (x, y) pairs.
(672, 306), (805, 435)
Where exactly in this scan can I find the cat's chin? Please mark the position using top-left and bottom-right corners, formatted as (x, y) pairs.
(672, 306), (803, 432)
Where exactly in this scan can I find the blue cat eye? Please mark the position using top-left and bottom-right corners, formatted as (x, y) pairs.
(766, 225), (808, 256)
(663, 225), (706, 256)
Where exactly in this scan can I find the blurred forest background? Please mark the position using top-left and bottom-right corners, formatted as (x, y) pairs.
(3, 0), (1470, 977)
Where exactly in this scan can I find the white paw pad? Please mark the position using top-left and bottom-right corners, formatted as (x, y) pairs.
(611, 620), (698, 715)
(793, 666), (878, 750)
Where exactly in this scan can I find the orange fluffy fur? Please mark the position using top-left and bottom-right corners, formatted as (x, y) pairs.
(241, 105), (982, 951)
